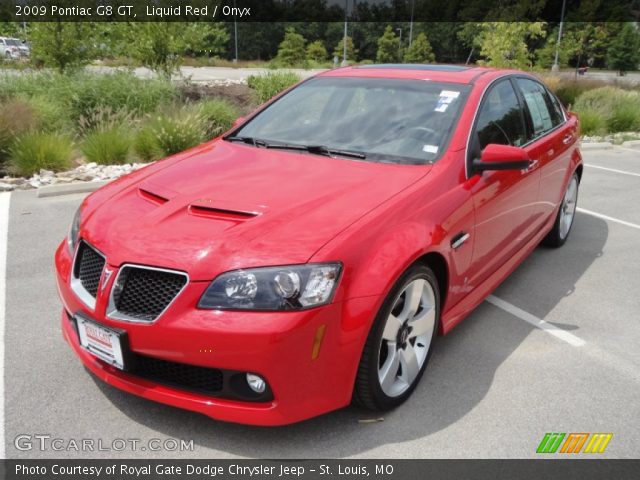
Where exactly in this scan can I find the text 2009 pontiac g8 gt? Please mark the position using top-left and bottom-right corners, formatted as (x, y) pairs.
(55, 65), (581, 425)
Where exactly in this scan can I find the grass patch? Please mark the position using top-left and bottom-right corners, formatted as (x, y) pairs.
(0, 71), (177, 127)
(136, 107), (206, 157)
(246, 71), (301, 104)
(9, 132), (72, 176)
(193, 99), (239, 138)
(578, 109), (605, 136)
(82, 125), (133, 165)
(573, 87), (640, 135)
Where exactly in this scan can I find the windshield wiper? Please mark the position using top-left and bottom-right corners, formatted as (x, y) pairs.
(264, 142), (366, 159)
(226, 136), (366, 159)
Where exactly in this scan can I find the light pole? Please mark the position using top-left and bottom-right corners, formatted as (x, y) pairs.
(233, 0), (239, 63)
(409, 0), (415, 47)
(552, 0), (567, 72)
(396, 28), (402, 62)
(342, 0), (348, 66)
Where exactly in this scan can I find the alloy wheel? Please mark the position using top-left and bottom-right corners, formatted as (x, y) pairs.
(377, 278), (437, 397)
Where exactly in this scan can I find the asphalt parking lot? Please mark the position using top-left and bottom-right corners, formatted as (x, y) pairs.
(2, 146), (639, 459)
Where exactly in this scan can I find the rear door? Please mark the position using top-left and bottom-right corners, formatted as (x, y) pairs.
(514, 77), (578, 221)
(466, 78), (541, 287)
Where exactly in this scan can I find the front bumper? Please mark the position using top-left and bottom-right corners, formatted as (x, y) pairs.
(55, 241), (381, 425)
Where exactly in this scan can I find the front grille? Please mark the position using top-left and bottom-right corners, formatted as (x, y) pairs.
(112, 266), (187, 322)
(130, 354), (223, 395)
(75, 242), (105, 298)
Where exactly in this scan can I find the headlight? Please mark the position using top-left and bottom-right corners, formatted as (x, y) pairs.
(67, 207), (81, 254)
(198, 263), (342, 311)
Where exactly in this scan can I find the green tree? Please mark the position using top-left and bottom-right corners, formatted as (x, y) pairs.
(403, 33), (435, 63)
(476, 22), (546, 69)
(128, 23), (227, 78)
(332, 36), (357, 63)
(306, 40), (328, 63)
(29, 22), (97, 73)
(376, 25), (400, 63)
(607, 23), (640, 75)
(276, 27), (307, 66)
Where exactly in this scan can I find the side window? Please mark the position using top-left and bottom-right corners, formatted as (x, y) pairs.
(475, 80), (526, 150)
(516, 78), (563, 138)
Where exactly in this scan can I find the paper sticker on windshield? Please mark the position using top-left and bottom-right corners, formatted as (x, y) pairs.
(423, 145), (439, 154)
(439, 90), (460, 99)
(435, 90), (460, 112)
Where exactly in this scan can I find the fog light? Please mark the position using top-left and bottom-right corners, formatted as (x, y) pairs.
(246, 373), (266, 393)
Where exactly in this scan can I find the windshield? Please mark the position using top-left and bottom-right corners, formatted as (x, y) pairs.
(231, 77), (469, 164)
(6, 39), (20, 46)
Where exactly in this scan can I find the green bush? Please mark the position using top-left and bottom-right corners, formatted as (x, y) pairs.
(136, 108), (206, 158)
(82, 125), (132, 165)
(133, 125), (163, 162)
(20, 95), (73, 134)
(194, 99), (239, 138)
(607, 103), (640, 133)
(574, 87), (640, 134)
(9, 132), (72, 176)
(0, 72), (177, 127)
(246, 71), (301, 104)
(578, 109), (605, 136)
(0, 98), (41, 160)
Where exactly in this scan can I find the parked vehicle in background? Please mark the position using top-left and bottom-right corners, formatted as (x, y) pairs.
(0, 37), (30, 59)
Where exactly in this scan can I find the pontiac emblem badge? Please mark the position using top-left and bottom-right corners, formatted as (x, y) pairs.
(101, 268), (113, 292)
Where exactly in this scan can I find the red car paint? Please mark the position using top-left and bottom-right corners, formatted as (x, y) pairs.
(55, 66), (581, 425)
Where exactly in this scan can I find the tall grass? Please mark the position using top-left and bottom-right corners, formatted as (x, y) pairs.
(573, 87), (640, 133)
(192, 99), (239, 138)
(135, 106), (206, 158)
(0, 71), (177, 125)
(246, 71), (301, 104)
(9, 132), (72, 176)
(82, 125), (133, 165)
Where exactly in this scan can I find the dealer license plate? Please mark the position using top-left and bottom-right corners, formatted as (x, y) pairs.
(76, 316), (125, 370)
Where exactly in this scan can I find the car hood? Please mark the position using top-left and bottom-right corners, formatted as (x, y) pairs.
(83, 140), (430, 280)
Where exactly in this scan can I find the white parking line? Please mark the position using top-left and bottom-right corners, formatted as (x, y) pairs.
(584, 164), (640, 177)
(486, 295), (586, 347)
(0, 192), (10, 459)
(577, 207), (640, 230)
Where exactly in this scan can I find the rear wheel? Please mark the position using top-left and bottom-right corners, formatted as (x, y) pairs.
(353, 265), (439, 411)
(542, 172), (579, 248)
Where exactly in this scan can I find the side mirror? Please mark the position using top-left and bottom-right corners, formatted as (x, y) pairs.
(472, 144), (531, 174)
(232, 117), (245, 128)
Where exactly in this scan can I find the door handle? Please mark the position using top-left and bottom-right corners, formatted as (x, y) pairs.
(451, 232), (470, 250)
(562, 134), (573, 145)
(527, 159), (539, 170)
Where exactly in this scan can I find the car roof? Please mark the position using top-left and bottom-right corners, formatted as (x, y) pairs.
(317, 64), (518, 85)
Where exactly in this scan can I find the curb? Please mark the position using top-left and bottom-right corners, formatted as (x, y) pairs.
(580, 142), (613, 151)
(621, 140), (640, 149)
(37, 180), (109, 198)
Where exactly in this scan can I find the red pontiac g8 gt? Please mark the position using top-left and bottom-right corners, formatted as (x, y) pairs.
(55, 65), (582, 425)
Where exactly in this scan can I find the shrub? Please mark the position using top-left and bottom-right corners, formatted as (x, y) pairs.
(0, 72), (177, 126)
(607, 104), (640, 133)
(9, 132), (72, 176)
(246, 71), (301, 104)
(573, 87), (640, 134)
(135, 107), (206, 158)
(0, 98), (41, 160)
(133, 125), (163, 162)
(82, 125), (133, 165)
(578, 109), (605, 136)
(194, 99), (239, 138)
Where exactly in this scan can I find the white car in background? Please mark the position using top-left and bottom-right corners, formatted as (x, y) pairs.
(0, 37), (30, 59)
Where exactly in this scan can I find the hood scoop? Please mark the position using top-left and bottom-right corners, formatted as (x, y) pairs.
(188, 198), (265, 222)
(138, 181), (179, 206)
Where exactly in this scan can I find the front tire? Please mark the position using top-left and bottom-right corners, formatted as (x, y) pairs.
(542, 172), (579, 248)
(353, 264), (440, 411)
